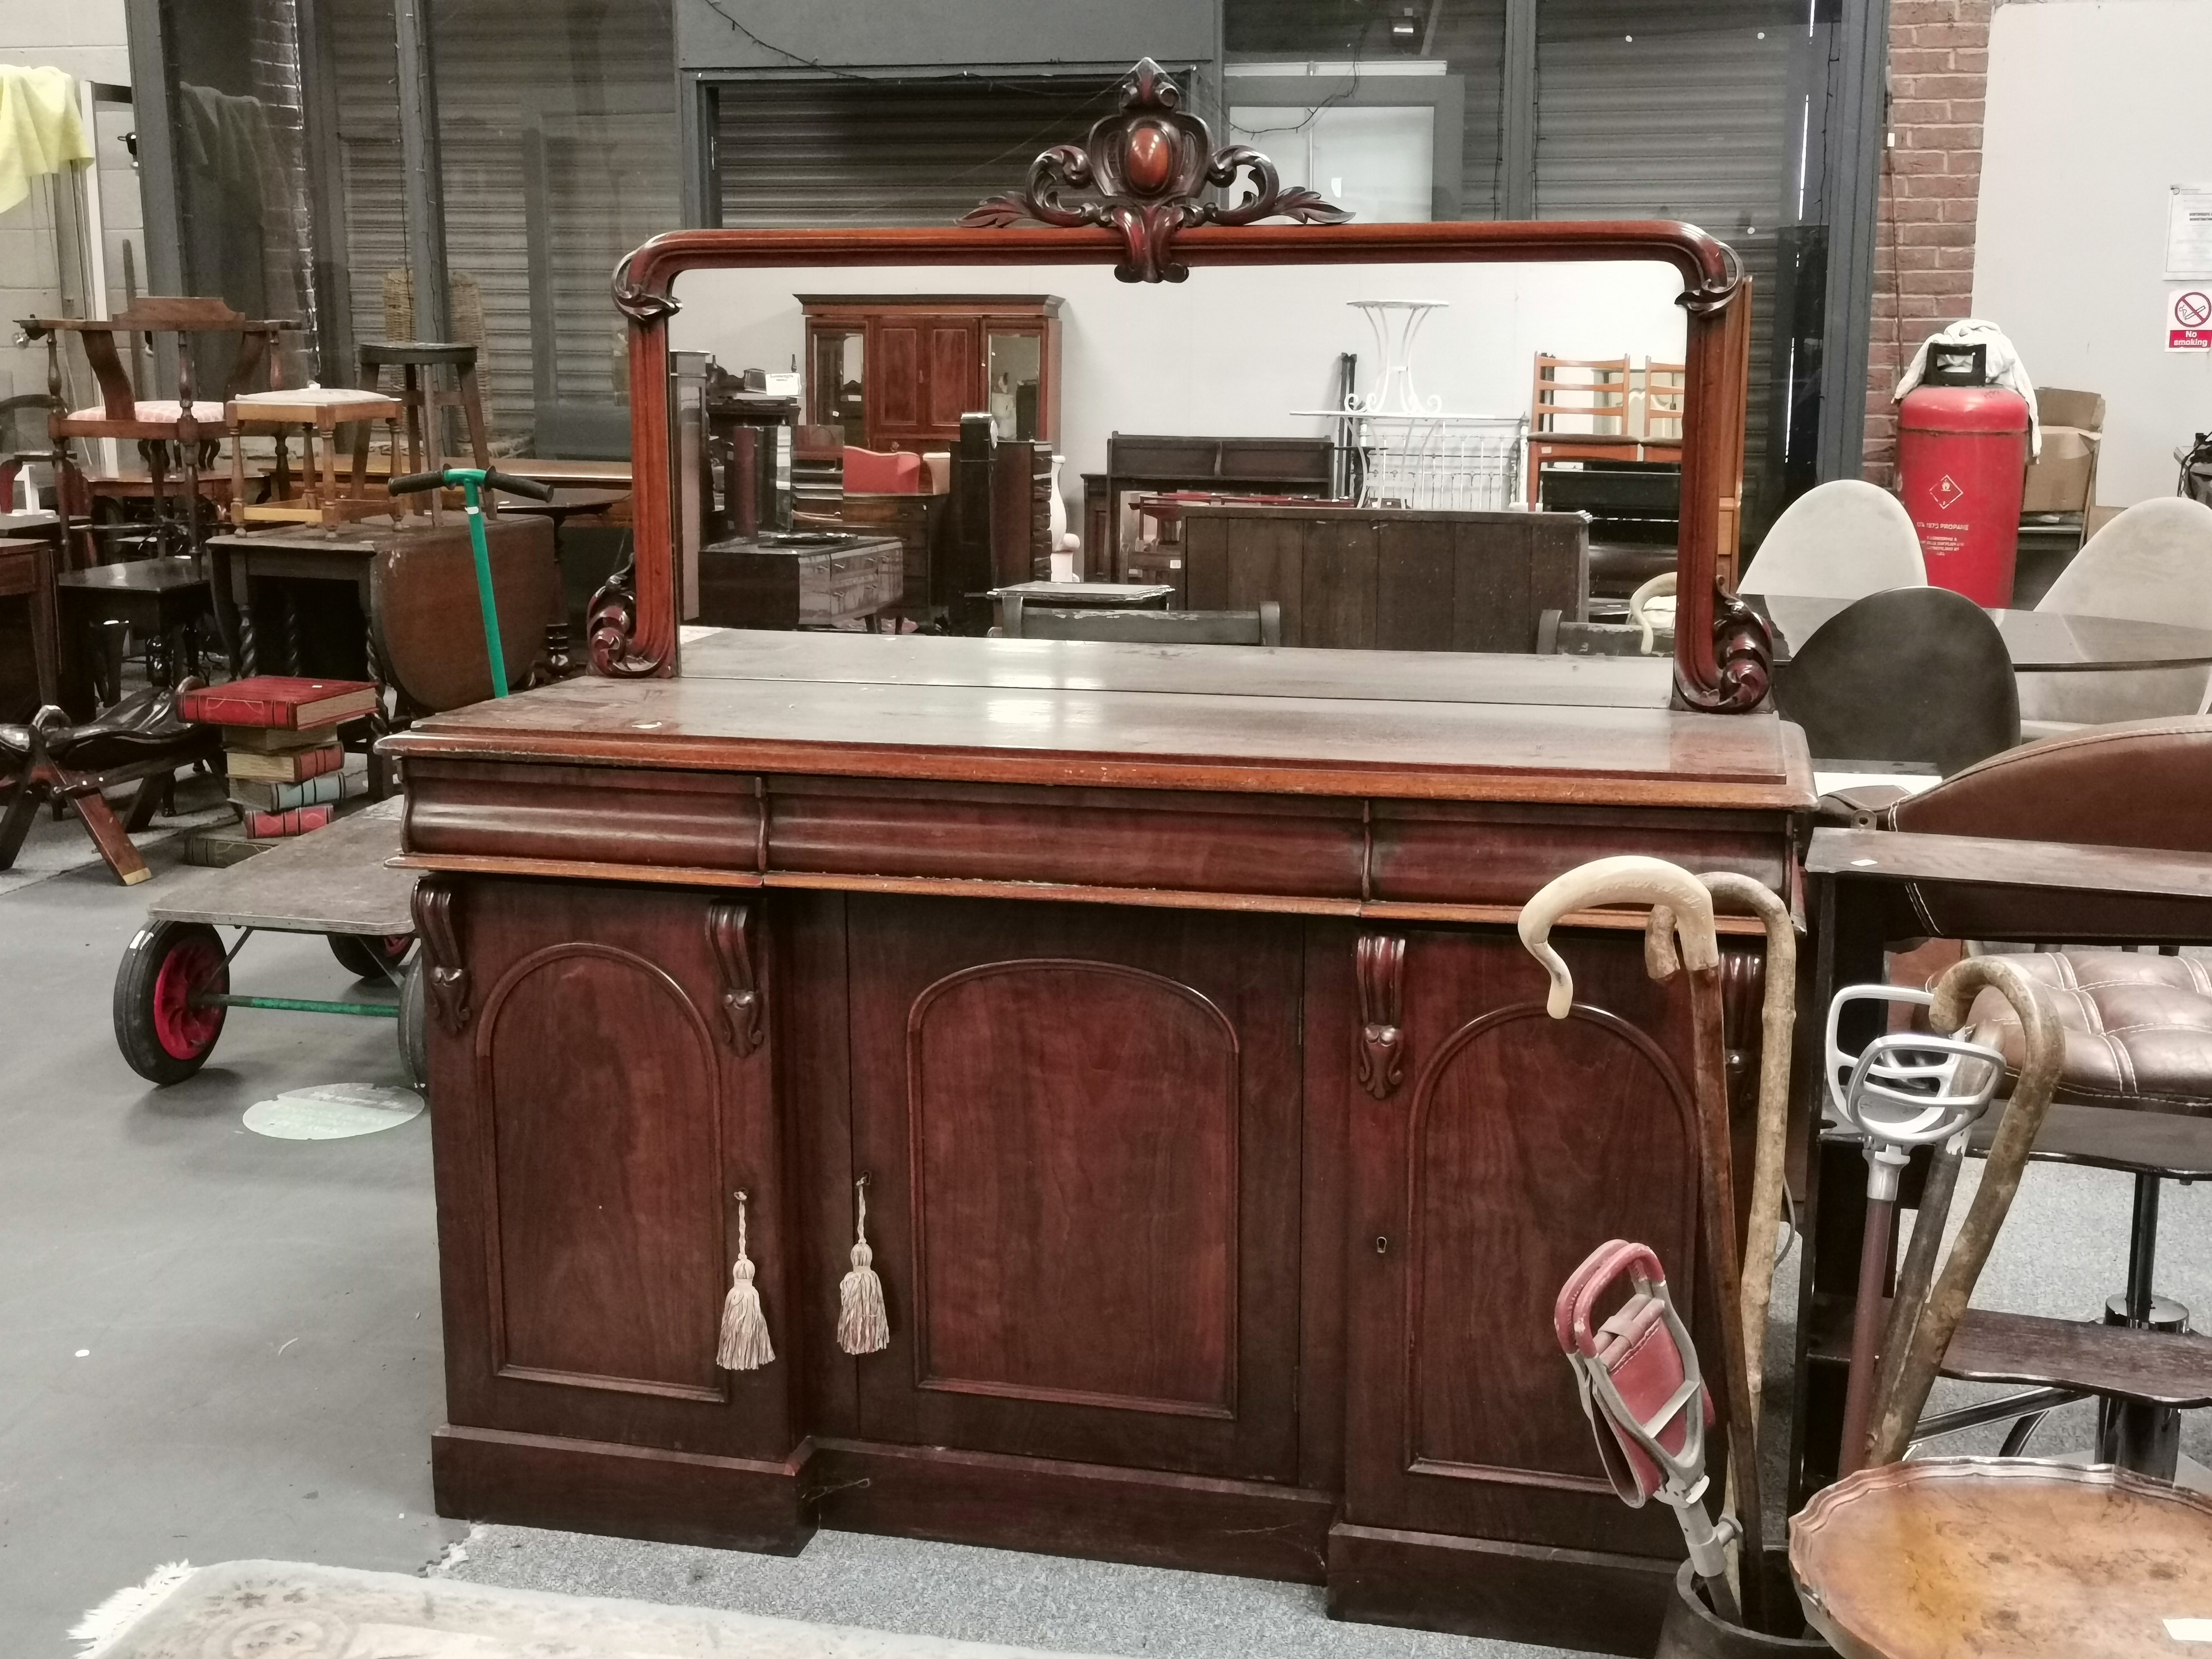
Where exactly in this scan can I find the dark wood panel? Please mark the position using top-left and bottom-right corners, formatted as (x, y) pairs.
(909, 960), (1239, 1416)
(872, 325), (921, 431)
(1326, 1521), (1676, 1657)
(1343, 926), (1707, 1557)
(429, 879), (793, 1459)
(1300, 924), (1357, 1493)
(390, 666), (1812, 807)
(432, 1425), (812, 1553)
(1370, 800), (1794, 907)
(811, 1438), (1334, 1585)
(1299, 517), (1380, 648)
(925, 324), (979, 430)
(404, 759), (763, 872)
(481, 940), (726, 1399)
(1375, 518), (1457, 653)
(843, 895), (1303, 1479)
(766, 775), (1367, 899)
(775, 891), (862, 1438)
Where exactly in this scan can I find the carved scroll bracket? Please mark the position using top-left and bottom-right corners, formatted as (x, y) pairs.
(961, 57), (1351, 282)
(586, 563), (666, 679)
(411, 877), (470, 1034)
(1676, 584), (1773, 714)
(707, 900), (765, 1055)
(1355, 933), (1407, 1100)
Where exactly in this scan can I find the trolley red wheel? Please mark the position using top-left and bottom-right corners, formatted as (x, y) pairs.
(114, 920), (229, 1084)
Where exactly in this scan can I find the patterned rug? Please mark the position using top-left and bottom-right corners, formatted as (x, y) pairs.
(76, 1559), (1116, 1659)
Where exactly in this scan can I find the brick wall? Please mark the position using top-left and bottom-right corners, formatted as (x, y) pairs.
(1863, 0), (1992, 486)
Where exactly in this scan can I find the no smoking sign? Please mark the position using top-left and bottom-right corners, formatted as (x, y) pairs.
(2170, 285), (2212, 351)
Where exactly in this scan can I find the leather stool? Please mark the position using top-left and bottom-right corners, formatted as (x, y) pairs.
(1952, 950), (2212, 1478)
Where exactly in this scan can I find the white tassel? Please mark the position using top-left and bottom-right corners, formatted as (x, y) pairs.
(718, 1191), (773, 1370)
(837, 1176), (890, 1355)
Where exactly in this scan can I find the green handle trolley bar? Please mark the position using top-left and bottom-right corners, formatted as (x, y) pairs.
(387, 466), (557, 697)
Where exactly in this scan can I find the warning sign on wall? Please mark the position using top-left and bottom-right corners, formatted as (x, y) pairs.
(2170, 285), (2212, 351)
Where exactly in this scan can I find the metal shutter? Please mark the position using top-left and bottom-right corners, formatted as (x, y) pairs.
(1535, 2), (1813, 523)
(327, 0), (679, 439)
(715, 77), (1125, 229)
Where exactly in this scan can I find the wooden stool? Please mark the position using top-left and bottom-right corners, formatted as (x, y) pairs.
(227, 388), (404, 526)
(356, 342), (491, 516)
(1792, 1458), (2212, 1657)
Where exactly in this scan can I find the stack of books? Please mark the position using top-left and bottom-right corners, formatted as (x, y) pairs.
(178, 676), (381, 839)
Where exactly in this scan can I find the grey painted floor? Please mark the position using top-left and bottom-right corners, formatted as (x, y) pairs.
(0, 810), (461, 1657)
(1, 797), (2206, 1657)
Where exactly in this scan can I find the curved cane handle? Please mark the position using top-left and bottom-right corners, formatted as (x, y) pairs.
(1520, 857), (1719, 1019)
(1868, 954), (2065, 1466)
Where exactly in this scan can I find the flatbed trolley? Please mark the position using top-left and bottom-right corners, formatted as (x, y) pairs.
(113, 797), (424, 1085)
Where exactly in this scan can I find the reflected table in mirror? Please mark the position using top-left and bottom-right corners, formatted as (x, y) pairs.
(1748, 592), (2212, 671)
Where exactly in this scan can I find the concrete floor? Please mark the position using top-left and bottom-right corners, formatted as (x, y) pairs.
(2, 800), (2206, 1657)
(0, 813), (461, 1657)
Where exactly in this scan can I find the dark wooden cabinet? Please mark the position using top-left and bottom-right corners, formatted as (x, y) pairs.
(394, 637), (1811, 1649)
(422, 878), (801, 1535)
(802, 296), (1062, 455)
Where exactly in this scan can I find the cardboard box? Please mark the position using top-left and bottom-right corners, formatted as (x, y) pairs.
(2022, 424), (2100, 514)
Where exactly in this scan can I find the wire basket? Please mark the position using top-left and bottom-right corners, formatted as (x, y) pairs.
(1338, 413), (1528, 512)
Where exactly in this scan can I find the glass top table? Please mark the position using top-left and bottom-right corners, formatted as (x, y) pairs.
(1746, 593), (2212, 672)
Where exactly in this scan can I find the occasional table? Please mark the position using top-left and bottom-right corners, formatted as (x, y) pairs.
(53, 557), (215, 717)
(227, 387), (405, 526)
(1748, 592), (2212, 672)
(1792, 1458), (2212, 1658)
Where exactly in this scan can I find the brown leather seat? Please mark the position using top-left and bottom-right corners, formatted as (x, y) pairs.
(1821, 716), (2212, 939)
(1959, 953), (2212, 1115)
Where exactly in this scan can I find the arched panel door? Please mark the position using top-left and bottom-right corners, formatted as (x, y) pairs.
(421, 878), (791, 1464)
(842, 894), (1304, 1481)
(1343, 926), (1704, 1562)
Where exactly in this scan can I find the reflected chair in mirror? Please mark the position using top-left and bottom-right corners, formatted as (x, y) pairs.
(1811, 717), (2212, 1479)
(1738, 478), (1927, 599)
(1001, 598), (1281, 646)
(843, 447), (922, 494)
(2017, 497), (2212, 737)
(23, 298), (290, 567)
(1772, 586), (2018, 774)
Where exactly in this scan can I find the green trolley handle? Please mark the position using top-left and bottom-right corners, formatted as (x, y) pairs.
(388, 466), (555, 697)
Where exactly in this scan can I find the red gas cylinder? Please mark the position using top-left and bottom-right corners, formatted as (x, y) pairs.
(1895, 384), (2031, 606)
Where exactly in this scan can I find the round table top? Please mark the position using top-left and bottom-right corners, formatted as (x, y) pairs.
(1791, 1458), (2212, 1658)
(1749, 592), (2212, 672)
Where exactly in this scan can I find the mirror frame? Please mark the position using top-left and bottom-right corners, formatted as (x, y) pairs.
(601, 217), (1764, 713)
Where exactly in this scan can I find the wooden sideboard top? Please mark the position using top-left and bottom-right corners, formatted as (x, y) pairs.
(384, 631), (1813, 810)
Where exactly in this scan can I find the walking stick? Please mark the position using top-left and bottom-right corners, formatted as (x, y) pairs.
(1867, 956), (2064, 1467)
(1820, 984), (2002, 1477)
(1520, 856), (1768, 1632)
(1644, 874), (1796, 1416)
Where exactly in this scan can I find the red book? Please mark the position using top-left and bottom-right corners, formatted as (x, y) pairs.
(181, 677), (380, 731)
(246, 805), (334, 839)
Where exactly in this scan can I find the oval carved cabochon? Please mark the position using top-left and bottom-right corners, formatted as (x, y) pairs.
(906, 959), (1240, 1417)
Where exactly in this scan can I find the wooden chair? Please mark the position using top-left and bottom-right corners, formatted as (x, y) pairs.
(1001, 598), (1281, 645)
(1638, 360), (1686, 444)
(1531, 354), (1631, 439)
(21, 298), (290, 567)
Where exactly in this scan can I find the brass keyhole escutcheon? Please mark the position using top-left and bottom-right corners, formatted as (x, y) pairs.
(1375, 1235), (1389, 1254)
